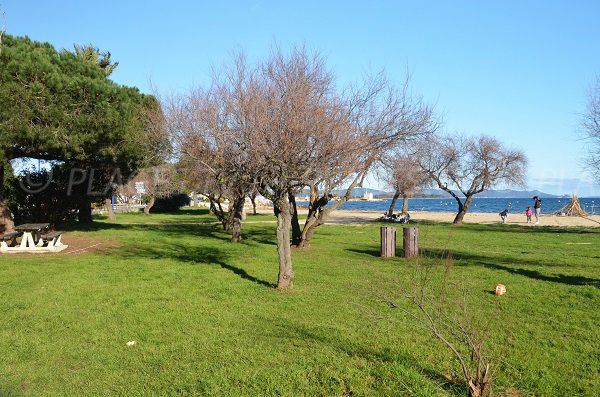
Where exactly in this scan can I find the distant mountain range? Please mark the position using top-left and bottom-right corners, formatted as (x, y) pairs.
(323, 187), (564, 199)
(418, 189), (564, 199)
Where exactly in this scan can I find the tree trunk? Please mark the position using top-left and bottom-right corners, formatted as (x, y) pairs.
(452, 195), (472, 224)
(274, 197), (294, 290)
(289, 193), (302, 246)
(298, 214), (320, 248)
(208, 196), (229, 230)
(0, 196), (14, 234)
(105, 198), (116, 221)
(297, 184), (330, 248)
(299, 173), (364, 247)
(0, 165), (15, 233)
(144, 195), (155, 216)
(192, 191), (198, 207)
(250, 194), (257, 215)
(78, 200), (93, 224)
(297, 186), (318, 247)
(387, 190), (401, 216)
(401, 194), (409, 214)
(231, 194), (245, 242)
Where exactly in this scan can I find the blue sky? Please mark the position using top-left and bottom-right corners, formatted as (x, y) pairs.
(4, 1), (600, 195)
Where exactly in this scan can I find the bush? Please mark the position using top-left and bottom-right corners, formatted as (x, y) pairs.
(7, 168), (76, 226)
(6, 166), (104, 226)
(150, 193), (190, 212)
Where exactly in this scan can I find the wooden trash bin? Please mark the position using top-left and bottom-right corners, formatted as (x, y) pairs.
(380, 226), (396, 257)
(403, 227), (419, 257)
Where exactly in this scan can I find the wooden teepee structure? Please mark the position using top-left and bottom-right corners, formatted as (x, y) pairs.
(556, 194), (588, 216)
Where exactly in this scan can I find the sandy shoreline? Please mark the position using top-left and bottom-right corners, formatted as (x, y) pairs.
(250, 205), (600, 227)
(315, 209), (600, 227)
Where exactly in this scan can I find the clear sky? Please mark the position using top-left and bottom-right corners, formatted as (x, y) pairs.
(3, 0), (600, 196)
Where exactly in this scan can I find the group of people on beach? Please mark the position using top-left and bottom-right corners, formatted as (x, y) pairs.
(499, 196), (542, 225)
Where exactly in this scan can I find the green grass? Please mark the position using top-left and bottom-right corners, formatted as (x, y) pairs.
(0, 208), (598, 396)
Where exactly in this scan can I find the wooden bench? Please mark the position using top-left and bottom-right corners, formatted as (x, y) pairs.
(0, 231), (22, 249)
(40, 231), (64, 248)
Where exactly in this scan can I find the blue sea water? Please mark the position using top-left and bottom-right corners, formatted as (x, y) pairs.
(335, 197), (600, 215)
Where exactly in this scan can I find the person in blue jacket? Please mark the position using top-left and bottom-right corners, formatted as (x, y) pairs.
(499, 208), (509, 224)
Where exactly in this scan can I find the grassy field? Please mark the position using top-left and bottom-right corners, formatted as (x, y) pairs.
(0, 208), (598, 396)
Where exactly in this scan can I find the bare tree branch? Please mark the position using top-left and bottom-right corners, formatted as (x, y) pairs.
(417, 133), (527, 224)
(381, 255), (495, 397)
(582, 76), (600, 182)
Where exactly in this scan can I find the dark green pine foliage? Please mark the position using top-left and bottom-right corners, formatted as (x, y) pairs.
(0, 34), (164, 227)
(0, 34), (154, 170)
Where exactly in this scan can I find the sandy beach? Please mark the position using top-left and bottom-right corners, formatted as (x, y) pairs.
(320, 209), (600, 227)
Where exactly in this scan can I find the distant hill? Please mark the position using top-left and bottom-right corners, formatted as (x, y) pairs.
(473, 189), (563, 198)
(411, 188), (562, 199)
(297, 187), (389, 198)
(338, 187), (388, 197)
(299, 187), (562, 199)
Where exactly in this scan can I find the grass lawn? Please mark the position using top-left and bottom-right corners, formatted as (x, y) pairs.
(0, 208), (598, 396)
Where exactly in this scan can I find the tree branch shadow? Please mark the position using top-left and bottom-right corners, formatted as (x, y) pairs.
(112, 238), (276, 288)
(261, 318), (467, 395)
(478, 262), (600, 288)
(347, 248), (384, 257)
(421, 248), (600, 289)
(216, 261), (276, 288)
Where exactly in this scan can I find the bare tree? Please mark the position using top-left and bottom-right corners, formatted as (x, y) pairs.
(582, 76), (600, 182)
(383, 255), (494, 397)
(385, 154), (430, 216)
(247, 47), (351, 288)
(130, 165), (180, 215)
(181, 47), (355, 286)
(168, 46), (436, 288)
(164, 80), (253, 243)
(418, 134), (527, 224)
(248, 187), (259, 215)
(295, 75), (438, 247)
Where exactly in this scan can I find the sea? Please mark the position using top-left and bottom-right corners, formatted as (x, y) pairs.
(333, 197), (600, 215)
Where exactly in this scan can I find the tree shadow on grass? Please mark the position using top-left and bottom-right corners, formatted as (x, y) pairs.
(347, 248), (382, 258)
(346, 248), (410, 259)
(117, 242), (276, 288)
(421, 248), (600, 289)
(63, 215), (283, 287)
(477, 261), (600, 289)
(448, 222), (600, 235)
(239, 227), (277, 247)
(61, 220), (131, 232)
(262, 318), (467, 396)
(217, 261), (275, 288)
(143, 222), (233, 242)
(86, 219), (277, 288)
(169, 208), (211, 216)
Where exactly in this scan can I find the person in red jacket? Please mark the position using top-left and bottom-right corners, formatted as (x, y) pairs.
(525, 206), (533, 223)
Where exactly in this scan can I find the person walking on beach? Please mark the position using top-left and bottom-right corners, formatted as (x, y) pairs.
(499, 208), (509, 224)
(532, 196), (542, 224)
(525, 206), (533, 223)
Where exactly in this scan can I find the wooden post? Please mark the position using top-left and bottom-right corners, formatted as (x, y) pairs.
(380, 226), (396, 257)
(403, 227), (419, 257)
